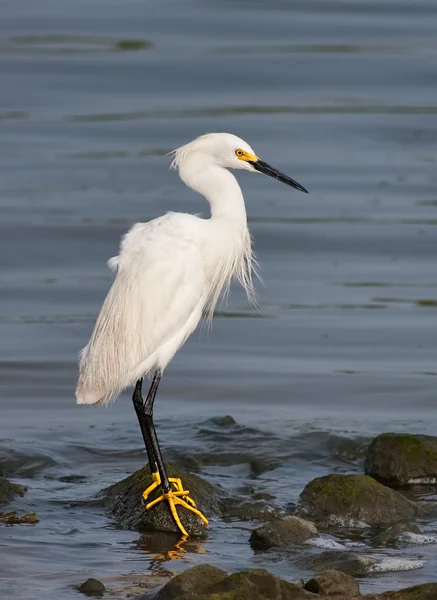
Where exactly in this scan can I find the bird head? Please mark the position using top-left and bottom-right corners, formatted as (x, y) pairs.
(171, 132), (308, 194)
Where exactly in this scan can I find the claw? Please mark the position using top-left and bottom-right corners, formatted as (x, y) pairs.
(170, 477), (197, 508)
(142, 472), (208, 537)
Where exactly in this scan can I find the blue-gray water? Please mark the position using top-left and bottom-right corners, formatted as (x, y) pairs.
(1, 1), (437, 598)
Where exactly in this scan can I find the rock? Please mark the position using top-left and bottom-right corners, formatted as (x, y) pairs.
(364, 582), (437, 599)
(365, 433), (437, 486)
(302, 551), (372, 578)
(222, 499), (281, 522)
(101, 462), (223, 535)
(78, 578), (106, 596)
(192, 568), (317, 600)
(373, 522), (421, 547)
(0, 476), (27, 503)
(141, 566), (317, 600)
(299, 474), (417, 527)
(154, 564), (228, 599)
(304, 570), (361, 597)
(250, 516), (317, 549)
(0, 511), (39, 524)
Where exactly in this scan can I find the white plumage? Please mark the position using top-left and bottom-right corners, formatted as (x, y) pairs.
(76, 133), (258, 405)
(76, 132), (307, 406)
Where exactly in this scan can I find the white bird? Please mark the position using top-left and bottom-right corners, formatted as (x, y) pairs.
(76, 132), (308, 536)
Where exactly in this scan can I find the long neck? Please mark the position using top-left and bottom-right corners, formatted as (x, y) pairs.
(180, 163), (247, 226)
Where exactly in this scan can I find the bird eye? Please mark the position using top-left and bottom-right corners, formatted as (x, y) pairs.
(235, 149), (244, 157)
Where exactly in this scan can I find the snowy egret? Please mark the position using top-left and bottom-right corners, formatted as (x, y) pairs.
(76, 133), (308, 536)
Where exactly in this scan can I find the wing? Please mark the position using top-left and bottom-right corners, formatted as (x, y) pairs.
(76, 213), (205, 404)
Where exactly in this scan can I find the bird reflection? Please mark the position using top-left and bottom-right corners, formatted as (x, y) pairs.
(136, 530), (208, 570)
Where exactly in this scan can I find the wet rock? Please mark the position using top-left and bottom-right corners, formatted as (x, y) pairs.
(303, 551), (372, 578)
(222, 498), (281, 522)
(141, 566), (316, 599)
(0, 476), (27, 503)
(0, 511), (39, 524)
(373, 522), (421, 547)
(299, 474), (417, 527)
(250, 516), (317, 549)
(78, 578), (106, 596)
(365, 433), (437, 486)
(209, 415), (237, 427)
(364, 582), (437, 599)
(304, 570), (361, 597)
(154, 564), (228, 599)
(202, 569), (317, 600)
(101, 462), (223, 535)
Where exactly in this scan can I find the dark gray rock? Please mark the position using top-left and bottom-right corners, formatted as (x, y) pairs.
(0, 476), (27, 503)
(373, 522), (421, 547)
(299, 474), (417, 527)
(365, 433), (437, 486)
(364, 582), (437, 599)
(304, 570), (361, 597)
(250, 516), (317, 549)
(101, 462), (223, 535)
(78, 578), (106, 596)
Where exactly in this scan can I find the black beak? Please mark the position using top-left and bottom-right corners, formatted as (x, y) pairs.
(249, 160), (308, 194)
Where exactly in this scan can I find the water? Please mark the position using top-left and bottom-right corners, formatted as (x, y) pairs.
(1, 0), (437, 598)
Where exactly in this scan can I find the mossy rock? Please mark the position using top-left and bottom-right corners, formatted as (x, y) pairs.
(364, 582), (437, 599)
(299, 474), (417, 526)
(154, 564), (228, 599)
(101, 462), (224, 536)
(365, 433), (437, 486)
(141, 566), (317, 600)
(0, 476), (27, 504)
(250, 516), (317, 549)
(183, 568), (317, 600)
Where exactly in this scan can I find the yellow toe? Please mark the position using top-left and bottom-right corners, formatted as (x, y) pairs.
(142, 475), (208, 537)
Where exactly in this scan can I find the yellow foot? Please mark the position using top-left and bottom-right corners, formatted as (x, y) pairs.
(142, 472), (208, 537)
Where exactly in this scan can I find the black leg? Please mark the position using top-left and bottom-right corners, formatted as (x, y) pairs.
(132, 377), (157, 473)
(132, 371), (171, 494)
(143, 371), (172, 494)
(133, 371), (209, 536)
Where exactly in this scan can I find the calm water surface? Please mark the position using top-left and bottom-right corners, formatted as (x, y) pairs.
(1, 1), (437, 598)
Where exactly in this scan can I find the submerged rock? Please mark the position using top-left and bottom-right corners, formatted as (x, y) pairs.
(364, 582), (437, 599)
(78, 578), (106, 597)
(0, 476), (27, 503)
(304, 569), (361, 597)
(145, 566), (317, 600)
(222, 498), (281, 522)
(365, 433), (437, 486)
(373, 522), (421, 547)
(302, 551), (372, 578)
(299, 474), (417, 527)
(101, 462), (223, 535)
(250, 516), (317, 549)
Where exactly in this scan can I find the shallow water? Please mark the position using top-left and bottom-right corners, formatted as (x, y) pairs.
(1, 1), (437, 598)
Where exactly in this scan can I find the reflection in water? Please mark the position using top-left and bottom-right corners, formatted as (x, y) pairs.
(137, 531), (208, 569)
